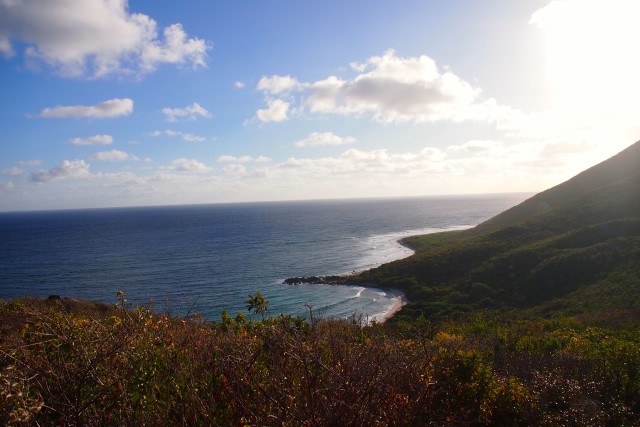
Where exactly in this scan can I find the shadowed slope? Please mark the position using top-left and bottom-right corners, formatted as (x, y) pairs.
(357, 140), (640, 320)
(466, 140), (640, 237)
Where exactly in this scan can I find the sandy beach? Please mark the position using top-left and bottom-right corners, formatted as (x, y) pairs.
(376, 289), (409, 323)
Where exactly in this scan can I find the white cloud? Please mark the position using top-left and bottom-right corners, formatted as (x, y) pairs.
(39, 99), (133, 119)
(161, 102), (212, 122)
(0, 160), (42, 180)
(0, 37), (11, 57)
(182, 133), (206, 142)
(257, 75), (301, 94)
(2, 167), (23, 177)
(0, 0), (210, 78)
(7, 137), (602, 209)
(266, 147), (448, 177)
(256, 99), (289, 122)
(171, 158), (212, 173)
(218, 155), (248, 163)
(294, 132), (357, 148)
(227, 139), (580, 200)
(234, 81), (245, 89)
(448, 140), (504, 155)
(350, 61), (367, 72)
(217, 155), (272, 163)
(17, 160), (42, 167)
(151, 129), (205, 142)
(222, 164), (246, 175)
(255, 50), (509, 124)
(70, 134), (114, 146)
(140, 23), (209, 72)
(90, 149), (138, 161)
(31, 160), (91, 183)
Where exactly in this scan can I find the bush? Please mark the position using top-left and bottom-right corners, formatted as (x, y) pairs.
(1, 296), (638, 425)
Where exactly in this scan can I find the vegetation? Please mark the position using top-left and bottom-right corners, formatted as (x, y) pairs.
(1, 141), (639, 425)
(1, 295), (639, 425)
(356, 141), (640, 323)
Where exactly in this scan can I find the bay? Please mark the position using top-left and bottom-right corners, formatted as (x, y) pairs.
(0, 194), (529, 321)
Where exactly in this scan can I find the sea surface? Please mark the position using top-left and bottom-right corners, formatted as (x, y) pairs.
(0, 194), (528, 322)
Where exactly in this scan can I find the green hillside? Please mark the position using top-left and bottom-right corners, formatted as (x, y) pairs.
(467, 140), (640, 236)
(2, 142), (639, 425)
(357, 141), (640, 321)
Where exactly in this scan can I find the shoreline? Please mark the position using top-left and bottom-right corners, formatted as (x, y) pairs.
(375, 289), (408, 323)
(284, 227), (475, 323)
(363, 226), (474, 322)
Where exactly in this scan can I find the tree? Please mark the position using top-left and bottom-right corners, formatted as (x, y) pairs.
(245, 291), (269, 318)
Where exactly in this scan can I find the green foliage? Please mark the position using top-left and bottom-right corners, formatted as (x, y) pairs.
(360, 162), (640, 322)
(245, 290), (269, 318)
(401, 230), (464, 254)
(364, 143), (640, 324)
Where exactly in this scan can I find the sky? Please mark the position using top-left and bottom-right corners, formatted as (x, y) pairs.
(1, 0), (639, 211)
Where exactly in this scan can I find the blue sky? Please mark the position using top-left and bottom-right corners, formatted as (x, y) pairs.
(1, 0), (639, 211)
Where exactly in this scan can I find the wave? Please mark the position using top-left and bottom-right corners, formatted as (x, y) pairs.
(1, 195), (528, 321)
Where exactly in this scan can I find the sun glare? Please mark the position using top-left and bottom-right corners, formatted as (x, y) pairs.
(532, 0), (640, 117)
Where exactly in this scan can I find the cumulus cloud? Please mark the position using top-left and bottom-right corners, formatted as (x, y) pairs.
(2, 167), (23, 177)
(222, 164), (246, 175)
(262, 147), (448, 177)
(17, 160), (42, 167)
(254, 50), (509, 124)
(161, 102), (212, 122)
(30, 160), (91, 183)
(151, 129), (205, 142)
(294, 132), (357, 148)
(217, 155), (272, 163)
(234, 81), (245, 89)
(448, 140), (504, 154)
(182, 133), (206, 142)
(257, 75), (301, 94)
(3, 160), (42, 178)
(171, 158), (212, 172)
(70, 134), (114, 146)
(90, 149), (138, 161)
(39, 99), (133, 119)
(231, 141), (565, 199)
(256, 99), (289, 122)
(0, 0), (210, 78)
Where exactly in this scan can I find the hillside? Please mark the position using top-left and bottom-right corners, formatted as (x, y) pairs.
(358, 140), (640, 321)
(2, 142), (640, 425)
(467, 140), (640, 236)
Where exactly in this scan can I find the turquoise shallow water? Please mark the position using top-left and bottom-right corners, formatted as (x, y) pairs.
(0, 194), (528, 321)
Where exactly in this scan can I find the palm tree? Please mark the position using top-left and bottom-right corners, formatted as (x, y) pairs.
(245, 291), (269, 318)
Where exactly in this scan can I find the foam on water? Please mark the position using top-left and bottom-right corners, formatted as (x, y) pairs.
(0, 195), (529, 322)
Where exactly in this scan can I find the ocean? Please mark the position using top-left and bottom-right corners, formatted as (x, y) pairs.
(0, 194), (528, 322)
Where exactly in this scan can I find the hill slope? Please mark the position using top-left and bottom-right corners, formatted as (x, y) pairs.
(467, 140), (640, 236)
(357, 140), (640, 321)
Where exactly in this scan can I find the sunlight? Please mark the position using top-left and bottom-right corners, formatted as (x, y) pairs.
(532, 0), (640, 117)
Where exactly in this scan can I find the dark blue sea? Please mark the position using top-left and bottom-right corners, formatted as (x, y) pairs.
(0, 194), (528, 322)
